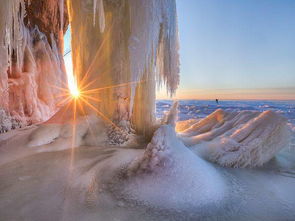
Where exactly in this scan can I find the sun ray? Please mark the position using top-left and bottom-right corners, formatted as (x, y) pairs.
(80, 78), (99, 91)
(50, 84), (70, 92)
(79, 96), (121, 131)
(80, 94), (101, 103)
(68, 98), (77, 170)
(77, 100), (97, 140)
(56, 96), (72, 107)
(56, 93), (71, 98)
(79, 64), (121, 92)
(80, 22), (114, 86)
(56, 100), (72, 122)
(82, 80), (143, 94)
(50, 82), (68, 89)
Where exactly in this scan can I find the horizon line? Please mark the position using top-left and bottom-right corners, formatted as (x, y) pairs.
(156, 98), (295, 101)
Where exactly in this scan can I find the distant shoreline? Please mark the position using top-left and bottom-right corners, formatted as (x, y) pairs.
(157, 99), (295, 102)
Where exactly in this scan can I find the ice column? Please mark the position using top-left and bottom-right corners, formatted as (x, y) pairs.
(68, 0), (179, 137)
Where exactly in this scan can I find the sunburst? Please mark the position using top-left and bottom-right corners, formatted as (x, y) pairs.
(51, 18), (146, 173)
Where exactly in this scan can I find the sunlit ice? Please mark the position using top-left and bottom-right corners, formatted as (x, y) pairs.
(67, 71), (80, 99)
(57, 49), (143, 131)
(64, 54), (80, 99)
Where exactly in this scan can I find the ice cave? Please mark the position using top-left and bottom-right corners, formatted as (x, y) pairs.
(0, 0), (295, 220)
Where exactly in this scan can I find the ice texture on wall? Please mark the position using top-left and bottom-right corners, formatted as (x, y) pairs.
(0, 0), (67, 129)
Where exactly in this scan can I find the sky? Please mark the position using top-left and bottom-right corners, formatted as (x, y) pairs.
(64, 0), (295, 100)
(160, 0), (295, 100)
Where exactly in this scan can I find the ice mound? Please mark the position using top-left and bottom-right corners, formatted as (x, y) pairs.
(127, 125), (174, 175)
(128, 102), (178, 174)
(179, 109), (229, 138)
(122, 103), (226, 209)
(175, 118), (198, 132)
(179, 109), (292, 168)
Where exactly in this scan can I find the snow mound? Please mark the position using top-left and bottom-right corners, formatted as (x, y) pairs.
(27, 114), (108, 152)
(175, 118), (198, 132)
(128, 102), (178, 174)
(122, 103), (226, 209)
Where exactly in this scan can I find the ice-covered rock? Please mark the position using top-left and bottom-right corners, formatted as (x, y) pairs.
(0, 0), (68, 131)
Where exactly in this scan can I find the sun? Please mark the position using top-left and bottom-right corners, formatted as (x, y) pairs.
(66, 67), (80, 99)
(71, 90), (80, 98)
(70, 84), (80, 98)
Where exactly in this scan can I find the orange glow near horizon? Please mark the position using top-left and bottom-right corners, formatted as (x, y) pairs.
(157, 87), (295, 101)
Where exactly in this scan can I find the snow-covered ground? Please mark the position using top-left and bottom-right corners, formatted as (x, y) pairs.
(0, 100), (294, 221)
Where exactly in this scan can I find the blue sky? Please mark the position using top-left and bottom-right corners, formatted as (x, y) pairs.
(171, 0), (295, 99)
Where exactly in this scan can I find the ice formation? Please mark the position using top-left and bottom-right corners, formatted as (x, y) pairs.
(0, 0), (290, 170)
(178, 109), (292, 167)
(68, 0), (179, 137)
(0, 0), (67, 130)
(0, 0), (180, 138)
(0, 1), (295, 220)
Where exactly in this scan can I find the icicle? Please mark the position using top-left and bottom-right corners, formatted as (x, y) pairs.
(0, 1), (10, 111)
(128, 0), (180, 135)
(66, 0), (73, 23)
(127, 0), (180, 102)
(68, 0), (179, 137)
(93, 0), (97, 26)
(0, 0), (26, 100)
(93, 0), (105, 33)
(58, 0), (65, 53)
(59, 0), (64, 30)
(97, 0), (105, 32)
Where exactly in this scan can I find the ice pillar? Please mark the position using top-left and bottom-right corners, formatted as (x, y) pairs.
(67, 0), (180, 137)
